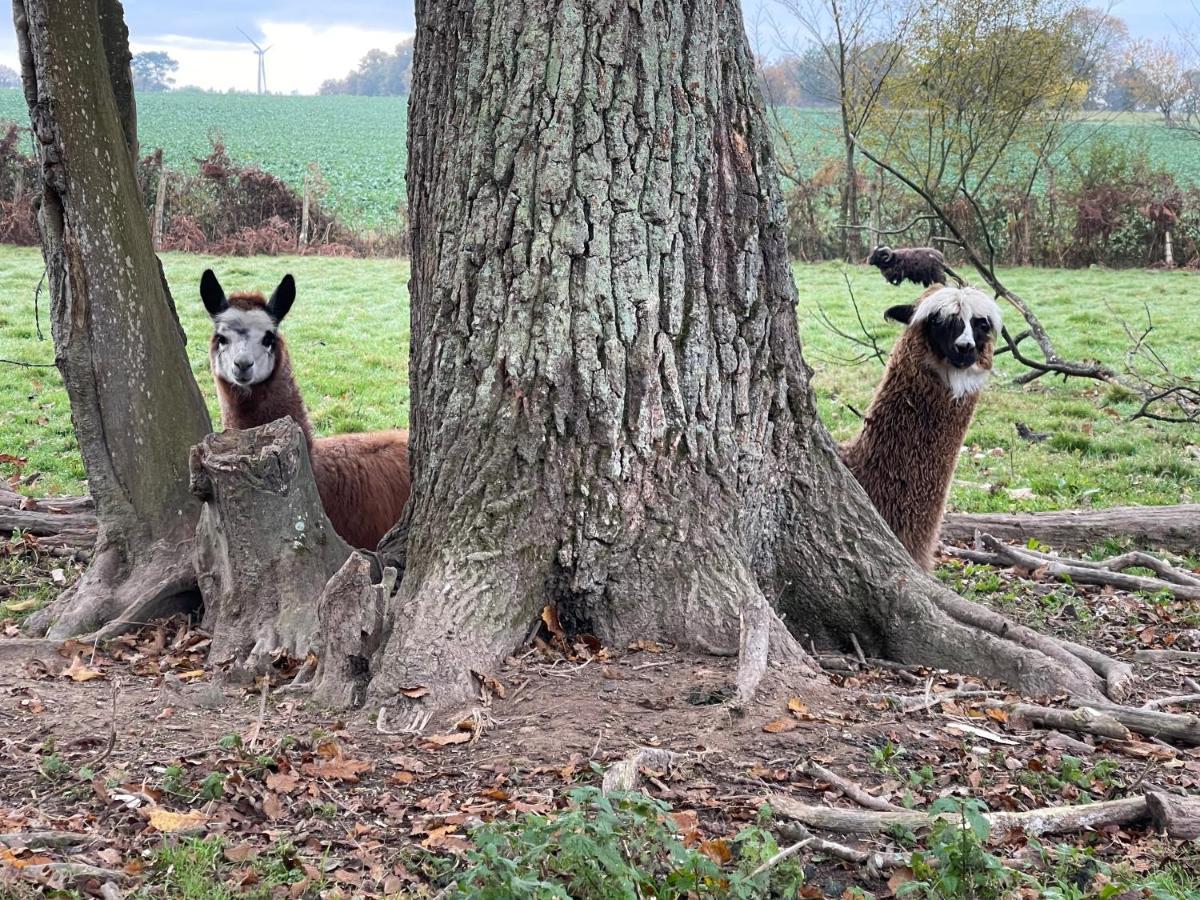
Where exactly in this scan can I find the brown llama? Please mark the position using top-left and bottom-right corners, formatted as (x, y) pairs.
(839, 285), (1002, 570)
(200, 269), (410, 550)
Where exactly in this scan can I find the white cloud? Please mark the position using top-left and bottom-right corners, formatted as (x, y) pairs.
(134, 21), (411, 94)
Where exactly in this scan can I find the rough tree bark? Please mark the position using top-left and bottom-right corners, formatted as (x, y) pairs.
(14, 0), (211, 638)
(370, 0), (1124, 711)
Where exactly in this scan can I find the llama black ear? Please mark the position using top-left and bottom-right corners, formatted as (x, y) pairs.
(200, 269), (227, 317)
(266, 274), (296, 323)
(884, 304), (915, 325)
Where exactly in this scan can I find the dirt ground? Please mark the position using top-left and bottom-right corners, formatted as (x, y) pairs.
(2, 538), (1200, 897)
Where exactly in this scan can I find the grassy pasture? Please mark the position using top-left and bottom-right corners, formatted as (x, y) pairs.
(0, 246), (1196, 509)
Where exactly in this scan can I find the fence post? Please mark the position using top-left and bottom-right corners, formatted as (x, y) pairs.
(152, 161), (168, 250)
(299, 171), (311, 251)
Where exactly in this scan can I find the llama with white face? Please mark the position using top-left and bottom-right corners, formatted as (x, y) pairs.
(201, 270), (411, 550)
(839, 285), (1002, 570)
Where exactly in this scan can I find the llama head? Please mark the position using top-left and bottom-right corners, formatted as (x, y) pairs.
(201, 270), (296, 389)
(884, 286), (1002, 399)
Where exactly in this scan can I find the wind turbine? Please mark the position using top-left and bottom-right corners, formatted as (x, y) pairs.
(238, 28), (271, 94)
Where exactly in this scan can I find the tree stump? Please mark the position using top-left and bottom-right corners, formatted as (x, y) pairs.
(307, 553), (396, 709)
(190, 418), (351, 681)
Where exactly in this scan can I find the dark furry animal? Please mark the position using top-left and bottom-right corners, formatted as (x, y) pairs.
(201, 270), (411, 550)
(867, 245), (964, 288)
(839, 285), (1002, 569)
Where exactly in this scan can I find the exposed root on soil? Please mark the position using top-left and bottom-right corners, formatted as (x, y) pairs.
(24, 536), (198, 641)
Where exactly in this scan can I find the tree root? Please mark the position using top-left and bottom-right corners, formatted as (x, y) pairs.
(25, 535), (197, 640)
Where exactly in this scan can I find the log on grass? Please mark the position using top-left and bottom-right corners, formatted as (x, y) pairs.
(942, 505), (1200, 556)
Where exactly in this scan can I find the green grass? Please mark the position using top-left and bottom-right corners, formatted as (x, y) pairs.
(0, 247), (1197, 510)
(0, 90), (409, 229)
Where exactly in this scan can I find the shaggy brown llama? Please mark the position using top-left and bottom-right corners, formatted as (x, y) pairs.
(839, 285), (1002, 570)
(201, 269), (410, 550)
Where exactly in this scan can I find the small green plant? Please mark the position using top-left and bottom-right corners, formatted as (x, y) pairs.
(447, 787), (803, 899)
(38, 752), (68, 781)
(197, 771), (225, 801)
(160, 763), (188, 797)
(900, 798), (1016, 900)
(869, 741), (907, 776)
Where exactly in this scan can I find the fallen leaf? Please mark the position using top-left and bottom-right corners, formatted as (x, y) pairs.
(224, 842), (258, 863)
(422, 826), (470, 853)
(671, 810), (701, 846)
(178, 669), (206, 681)
(399, 685), (429, 699)
(266, 772), (300, 793)
(888, 867), (916, 894)
(422, 732), (471, 748)
(50, 568), (65, 585)
(986, 707), (1009, 723)
(263, 792), (285, 820)
(699, 839), (731, 864)
(61, 653), (103, 682)
(391, 771), (416, 785)
(301, 756), (373, 783)
(146, 808), (208, 833)
(763, 718), (799, 733)
(787, 697), (808, 715)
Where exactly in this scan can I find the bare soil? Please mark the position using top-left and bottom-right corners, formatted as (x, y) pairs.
(2, 539), (1200, 897)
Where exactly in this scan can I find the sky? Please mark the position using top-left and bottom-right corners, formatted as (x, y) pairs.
(0, 0), (1191, 95)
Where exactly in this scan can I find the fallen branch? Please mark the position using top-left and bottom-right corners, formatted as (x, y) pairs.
(957, 534), (1200, 602)
(769, 793), (1148, 838)
(940, 505), (1200, 555)
(774, 821), (915, 874)
(1143, 694), (1200, 710)
(1134, 650), (1200, 665)
(983, 700), (1131, 742)
(0, 506), (97, 548)
(1145, 791), (1200, 839)
(0, 831), (91, 848)
(802, 762), (902, 812)
(1067, 698), (1200, 746)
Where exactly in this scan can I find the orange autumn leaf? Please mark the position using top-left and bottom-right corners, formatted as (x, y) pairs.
(422, 731), (472, 748)
(763, 718), (799, 733)
(699, 839), (732, 865)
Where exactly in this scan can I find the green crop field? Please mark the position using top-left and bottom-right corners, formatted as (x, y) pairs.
(0, 90), (1197, 230)
(1, 246), (1196, 511)
(0, 90), (410, 229)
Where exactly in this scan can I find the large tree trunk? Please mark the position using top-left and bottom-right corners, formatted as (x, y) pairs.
(371, 0), (1120, 711)
(14, 0), (211, 638)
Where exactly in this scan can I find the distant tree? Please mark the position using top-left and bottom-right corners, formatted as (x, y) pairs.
(1064, 8), (1129, 109)
(771, 0), (917, 260)
(861, 0), (1104, 375)
(131, 51), (178, 92)
(1125, 40), (1190, 123)
(320, 39), (414, 96)
(0, 63), (22, 89)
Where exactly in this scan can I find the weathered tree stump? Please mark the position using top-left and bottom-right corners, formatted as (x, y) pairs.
(190, 419), (351, 681)
(307, 553), (396, 709)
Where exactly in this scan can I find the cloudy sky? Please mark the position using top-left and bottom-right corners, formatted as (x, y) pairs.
(0, 0), (1191, 95)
